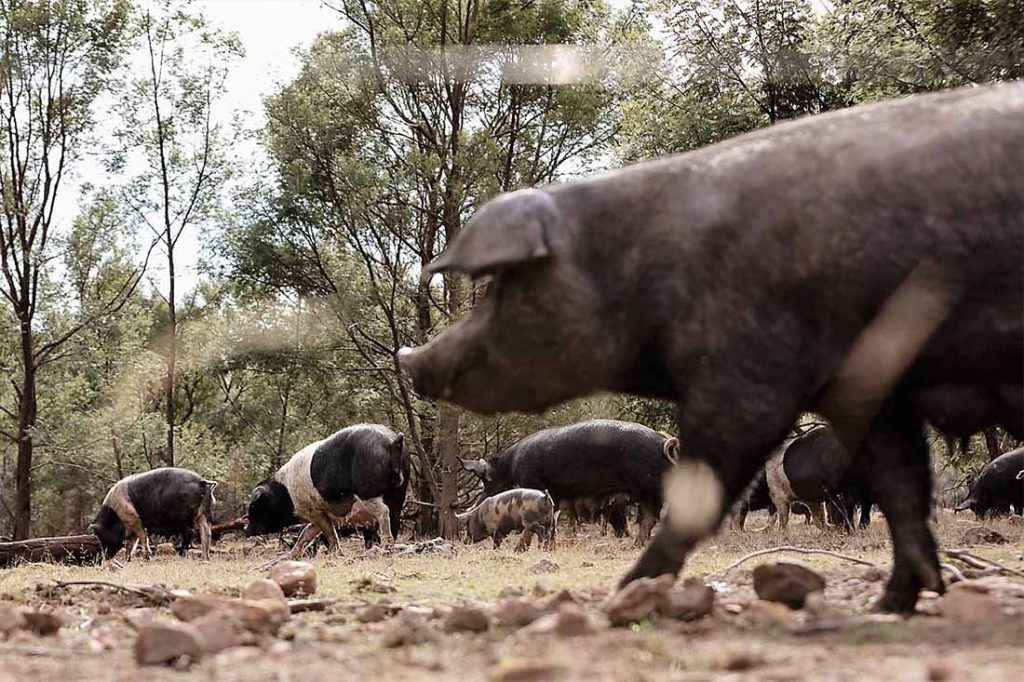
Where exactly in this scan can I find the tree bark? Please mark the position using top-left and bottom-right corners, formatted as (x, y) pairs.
(165, 245), (176, 467)
(983, 428), (1001, 461)
(14, 319), (37, 540)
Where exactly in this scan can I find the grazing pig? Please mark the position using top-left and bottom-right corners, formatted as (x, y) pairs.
(456, 489), (556, 551)
(955, 447), (1024, 518)
(459, 420), (678, 545)
(399, 83), (1024, 613)
(765, 425), (872, 532)
(89, 468), (216, 560)
(245, 424), (408, 557)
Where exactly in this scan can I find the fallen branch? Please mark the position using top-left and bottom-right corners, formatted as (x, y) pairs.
(0, 534), (102, 568)
(288, 598), (335, 614)
(939, 562), (967, 583)
(50, 580), (173, 603)
(716, 545), (877, 575)
(211, 517), (247, 542)
(942, 549), (1024, 579)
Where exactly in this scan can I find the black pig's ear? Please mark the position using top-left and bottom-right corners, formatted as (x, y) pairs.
(425, 189), (561, 277)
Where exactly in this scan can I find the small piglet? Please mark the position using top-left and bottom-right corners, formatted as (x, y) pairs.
(457, 488), (555, 551)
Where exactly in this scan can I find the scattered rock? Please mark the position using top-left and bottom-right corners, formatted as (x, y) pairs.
(381, 612), (437, 648)
(861, 566), (885, 582)
(744, 599), (801, 631)
(522, 604), (601, 637)
(603, 575), (673, 626)
(0, 604), (26, 637)
(941, 590), (1002, 623)
(545, 589), (577, 610)
(243, 579), (287, 604)
(528, 559), (559, 575)
(351, 575), (397, 595)
(155, 543), (176, 556)
(490, 662), (566, 681)
(803, 592), (844, 622)
(752, 561), (826, 609)
(192, 611), (247, 654)
(961, 526), (1009, 545)
(356, 603), (390, 624)
(19, 609), (63, 636)
(661, 578), (714, 621)
(494, 598), (544, 628)
(134, 621), (202, 666)
(171, 595), (288, 634)
(123, 608), (160, 631)
(270, 561), (318, 597)
(445, 605), (490, 633)
(498, 586), (523, 599)
(393, 538), (455, 555)
(580, 561), (594, 568)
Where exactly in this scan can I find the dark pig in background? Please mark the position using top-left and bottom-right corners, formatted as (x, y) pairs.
(955, 447), (1024, 518)
(245, 424), (409, 557)
(456, 488), (556, 551)
(399, 83), (1024, 613)
(459, 419), (678, 545)
(89, 467), (216, 560)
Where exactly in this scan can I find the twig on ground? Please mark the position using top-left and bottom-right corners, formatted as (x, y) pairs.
(939, 562), (967, 583)
(942, 549), (1024, 578)
(51, 580), (169, 601)
(288, 598), (335, 613)
(715, 545), (877, 575)
(255, 554), (288, 571)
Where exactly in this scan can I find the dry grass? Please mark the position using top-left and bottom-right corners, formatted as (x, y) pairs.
(3, 508), (1020, 605)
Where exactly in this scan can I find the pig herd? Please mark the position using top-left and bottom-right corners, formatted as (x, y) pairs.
(88, 82), (1022, 617)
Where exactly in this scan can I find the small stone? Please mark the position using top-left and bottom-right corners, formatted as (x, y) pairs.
(752, 561), (826, 609)
(497, 586), (523, 599)
(134, 621), (201, 666)
(445, 605), (490, 633)
(490, 663), (566, 681)
(270, 561), (318, 597)
(803, 592), (844, 622)
(191, 611), (246, 654)
(521, 604), (600, 637)
(941, 590), (1001, 623)
(580, 562), (595, 568)
(0, 604), (26, 637)
(545, 589), (577, 610)
(961, 526), (1009, 545)
(744, 600), (801, 631)
(528, 559), (559, 575)
(19, 609), (63, 636)
(351, 575), (396, 595)
(861, 567), (884, 582)
(722, 603), (744, 615)
(494, 598), (544, 628)
(661, 579), (714, 621)
(381, 612), (437, 648)
(243, 579), (287, 604)
(603, 575), (674, 626)
(124, 608), (159, 631)
(928, 663), (953, 681)
(356, 603), (390, 624)
(530, 583), (549, 598)
(172, 596), (288, 634)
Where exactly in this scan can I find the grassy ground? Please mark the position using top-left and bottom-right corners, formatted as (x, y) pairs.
(1, 509), (1022, 680)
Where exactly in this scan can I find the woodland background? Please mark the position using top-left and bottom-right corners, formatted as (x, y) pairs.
(0, 0), (1020, 540)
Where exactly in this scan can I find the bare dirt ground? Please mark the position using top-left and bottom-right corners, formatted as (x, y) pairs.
(1, 509), (1022, 681)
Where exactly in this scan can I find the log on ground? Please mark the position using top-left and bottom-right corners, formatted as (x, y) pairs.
(0, 534), (103, 568)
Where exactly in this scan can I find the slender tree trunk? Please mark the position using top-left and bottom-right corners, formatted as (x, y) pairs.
(983, 428), (1000, 461)
(437, 272), (464, 540)
(14, 319), (37, 540)
(165, 243), (176, 467)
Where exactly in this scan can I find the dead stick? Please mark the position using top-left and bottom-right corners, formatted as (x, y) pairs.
(288, 598), (335, 613)
(716, 545), (876, 575)
(942, 549), (1024, 578)
(939, 562), (966, 583)
(52, 580), (165, 599)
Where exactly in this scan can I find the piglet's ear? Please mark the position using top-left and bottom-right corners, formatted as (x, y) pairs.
(425, 188), (561, 278)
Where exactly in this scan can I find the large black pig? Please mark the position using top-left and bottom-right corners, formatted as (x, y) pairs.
(955, 447), (1024, 518)
(399, 83), (1024, 613)
(460, 419), (678, 545)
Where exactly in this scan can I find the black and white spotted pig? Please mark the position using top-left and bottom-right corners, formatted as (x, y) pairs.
(456, 488), (555, 551)
(89, 467), (217, 561)
(244, 424), (409, 558)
